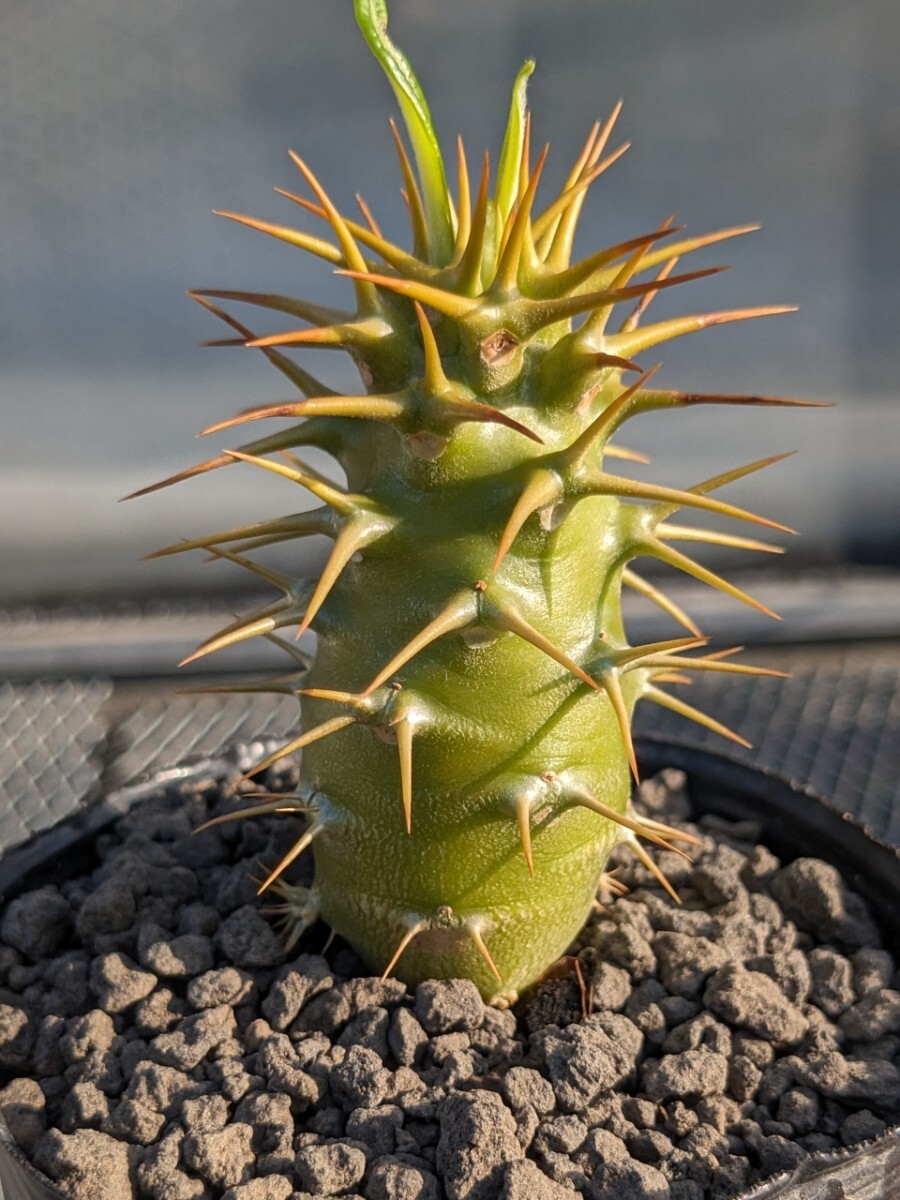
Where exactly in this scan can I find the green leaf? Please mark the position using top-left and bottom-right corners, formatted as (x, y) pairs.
(354, 0), (454, 266)
(495, 60), (535, 228)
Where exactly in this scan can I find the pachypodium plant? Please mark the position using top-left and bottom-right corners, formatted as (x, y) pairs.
(137, 0), (812, 1005)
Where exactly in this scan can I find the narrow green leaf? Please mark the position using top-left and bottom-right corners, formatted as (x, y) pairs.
(495, 60), (535, 227)
(354, 0), (454, 265)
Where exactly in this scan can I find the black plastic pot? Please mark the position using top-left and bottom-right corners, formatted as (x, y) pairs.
(0, 739), (898, 1200)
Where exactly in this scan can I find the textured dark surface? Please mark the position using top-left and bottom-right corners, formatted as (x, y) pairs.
(1, 758), (898, 1200)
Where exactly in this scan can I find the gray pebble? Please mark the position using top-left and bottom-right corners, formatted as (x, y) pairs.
(233, 1091), (293, 1171)
(415, 979), (485, 1034)
(499, 1158), (573, 1199)
(215, 905), (286, 969)
(295, 1141), (367, 1195)
(136, 1126), (210, 1199)
(712, 908), (768, 960)
(76, 880), (137, 943)
(799, 1132), (838, 1154)
(534, 1114), (588, 1155)
(33, 1014), (66, 1076)
(435, 1047), (480, 1088)
(307, 1106), (346, 1138)
(0, 1076), (46, 1154)
(150, 1004), (237, 1070)
(0, 1003), (34, 1069)
(727, 1055), (762, 1103)
(642, 1048), (728, 1101)
(749, 948), (812, 1005)
(690, 847), (747, 905)
(255, 1033), (321, 1104)
(291, 987), (352, 1036)
(732, 1033), (774, 1067)
(838, 988), (900, 1041)
(206, 1058), (259, 1107)
(590, 962), (632, 1010)
(669, 1182), (705, 1200)
(100, 1097), (166, 1145)
(624, 981), (667, 1047)
(124, 1060), (212, 1116)
(661, 1100), (699, 1139)
(39, 950), (93, 1017)
(181, 1094), (229, 1131)
(58, 1081), (109, 1132)
(365, 1154), (441, 1200)
(741, 844), (781, 888)
(61, 1009), (116, 1064)
(33, 1128), (135, 1200)
(704, 963), (808, 1048)
(132, 986), (188, 1035)
(588, 1159), (670, 1200)
(696, 1093), (740, 1133)
(187, 966), (255, 1009)
(338, 1006), (391, 1060)
(1, 886), (74, 960)
(770, 858), (881, 951)
(182, 1122), (255, 1191)
(797, 1052), (900, 1109)
(89, 952), (156, 1013)
(501, 1066), (556, 1116)
(428, 1031), (469, 1066)
(341, 976), (408, 1013)
(680, 1122), (728, 1158)
(626, 1128), (673, 1163)
(261, 954), (333, 1030)
(659, 995), (701, 1029)
(389, 1006), (429, 1066)
(758, 1133), (808, 1176)
(138, 923), (214, 978)
(211, 860), (264, 915)
(346, 1103), (403, 1156)
(808, 948), (856, 1017)
(331, 1044), (391, 1110)
(621, 1096), (658, 1129)
(178, 902), (221, 937)
(840, 1108), (887, 1146)
(585, 1126), (631, 1165)
(221, 1178), (294, 1200)
(542, 1013), (643, 1111)
(663, 1011), (732, 1058)
(776, 1086), (820, 1136)
(437, 1090), (522, 1200)
(758, 1057), (801, 1107)
(851, 947), (895, 995)
(63, 1047), (123, 1096)
(594, 924), (657, 981)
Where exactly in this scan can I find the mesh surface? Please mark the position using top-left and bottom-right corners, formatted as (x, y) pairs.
(0, 680), (114, 850)
(633, 643), (900, 842)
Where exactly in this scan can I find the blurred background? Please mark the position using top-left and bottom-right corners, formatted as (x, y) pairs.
(1, 0), (898, 843)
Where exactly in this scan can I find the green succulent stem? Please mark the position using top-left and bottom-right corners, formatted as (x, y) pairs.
(152, 0), (804, 1003)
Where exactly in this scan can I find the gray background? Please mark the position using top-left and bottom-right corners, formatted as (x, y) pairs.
(2, 0), (898, 603)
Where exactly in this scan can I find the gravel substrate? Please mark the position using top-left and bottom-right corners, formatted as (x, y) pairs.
(0, 760), (898, 1200)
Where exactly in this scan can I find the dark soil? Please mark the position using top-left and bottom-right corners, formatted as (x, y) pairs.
(0, 761), (898, 1200)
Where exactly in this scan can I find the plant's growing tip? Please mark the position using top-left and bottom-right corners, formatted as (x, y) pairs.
(139, 0), (815, 1004)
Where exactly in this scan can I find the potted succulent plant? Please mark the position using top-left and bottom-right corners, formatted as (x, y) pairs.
(0, 2), (897, 1197)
